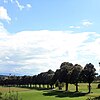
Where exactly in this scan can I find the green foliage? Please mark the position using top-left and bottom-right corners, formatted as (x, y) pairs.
(80, 63), (96, 93)
(0, 92), (22, 100)
(0, 92), (2, 99)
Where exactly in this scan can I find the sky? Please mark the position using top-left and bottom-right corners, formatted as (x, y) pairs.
(0, 0), (100, 75)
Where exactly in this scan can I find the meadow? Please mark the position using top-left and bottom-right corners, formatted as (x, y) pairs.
(0, 83), (100, 100)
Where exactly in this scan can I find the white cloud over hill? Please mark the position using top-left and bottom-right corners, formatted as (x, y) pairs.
(0, 23), (100, 75)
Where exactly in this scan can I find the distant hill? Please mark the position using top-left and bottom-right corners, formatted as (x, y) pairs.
(0, 75), (6, 77)
(0, 73), (22, 76)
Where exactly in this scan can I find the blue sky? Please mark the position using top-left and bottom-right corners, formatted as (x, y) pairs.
(0, 0), (100, 75)
(1, 0), (100, 33)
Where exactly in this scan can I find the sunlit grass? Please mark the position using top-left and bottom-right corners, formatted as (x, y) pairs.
(0, 86), (30, 93)
(0, 83), (100, 100)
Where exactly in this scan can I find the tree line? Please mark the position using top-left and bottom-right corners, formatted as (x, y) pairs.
(0, 62), (97, 93)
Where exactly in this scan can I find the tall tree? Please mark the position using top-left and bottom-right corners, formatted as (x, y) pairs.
(44, 70), (54, 89)
(51, 69), (61, 86)
(60, 62), (74, 91)
(80, 63), (97, 93)
(32, 75), (37, 87)
(70, 64), (82, 92)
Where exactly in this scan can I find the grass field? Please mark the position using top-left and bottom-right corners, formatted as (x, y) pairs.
(0, 83), (100, 100)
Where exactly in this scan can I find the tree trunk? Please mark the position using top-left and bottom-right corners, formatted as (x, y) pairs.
(35, 84), (37, 88)
(66, 82), (68, 91)
(43, 84), (45, 88)
(88, 83), (91, 93)
(30, 84), (32, 88)
(39, 84), (41, 88)
(75, 83), (78, 92)
(47, 84), (49, 89)
(50, 84), (53, 89)
(52, 85), (54, 89)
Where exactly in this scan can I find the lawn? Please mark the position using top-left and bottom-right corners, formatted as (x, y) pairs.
(0, 86), (31, 93)
(0, 83), (100, 100)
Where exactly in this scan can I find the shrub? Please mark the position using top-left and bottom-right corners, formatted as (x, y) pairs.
(97, 83), (100, 88)
(0, 92), (2, 99)
(0, 92), (22, 100)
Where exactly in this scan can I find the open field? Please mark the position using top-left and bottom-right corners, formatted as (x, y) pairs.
(0, 86), (31, 93)
(0, 83), (100, 100)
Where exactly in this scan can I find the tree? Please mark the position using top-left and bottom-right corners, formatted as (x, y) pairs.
(60, 62), (74, 91)
(21, 75), (30, 87)
(36, 73), (44, 88)
(0, 76), (4, 86)
(51, 69), (61, 86)
(80, 63), (97, 93)
(16, 76), (21, 87)
(70, 64), (82, 92)
(44, 70), (54, 89)
(34, 69), (54, 89)
(32, 75), (37, 87)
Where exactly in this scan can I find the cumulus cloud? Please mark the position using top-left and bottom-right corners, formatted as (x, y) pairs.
(0, 24), (100, 75)
(0, 22), (8, 36)
(69, 20), (93, 29)
(82, 20), (93, 27)
(0, 6), (11, 22)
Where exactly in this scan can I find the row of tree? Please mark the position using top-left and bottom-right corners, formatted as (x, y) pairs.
(0, 62), (97, 93)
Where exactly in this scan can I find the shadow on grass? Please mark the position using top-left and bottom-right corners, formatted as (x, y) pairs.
(43, 90), (88, 98)
(91, 96), (100, 100)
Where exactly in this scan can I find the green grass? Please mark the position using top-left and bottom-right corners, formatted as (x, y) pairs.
(19, 90), (88, 100)
(0, 83), (100, 100)
(0, 86), (30, 93)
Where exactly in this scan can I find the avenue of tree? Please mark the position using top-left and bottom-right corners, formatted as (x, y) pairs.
(0, 62), (98, 93)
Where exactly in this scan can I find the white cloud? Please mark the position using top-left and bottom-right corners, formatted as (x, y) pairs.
(3, 0), (13, 3)
(15, 1), (32, 10)
(69, 26), (81, 29)
(0, 22), (8, 36)
(10, 0), (13, 2)
(15, 0), (25, 11)
(5, 56), (10, 60)
(2, 0), (32, 11)
(4, 0), (8, 3)
(0, 6), (11, 22)
(0, 25), (100, 75)
(26, 4), (32, 8)
(69, 20), (93, 29)
(82, 20), (93, 27)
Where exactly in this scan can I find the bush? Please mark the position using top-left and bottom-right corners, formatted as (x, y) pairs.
(0, 92), (2, 99)
(0, 92), (22, 100)
(97, 83), (100, 88)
